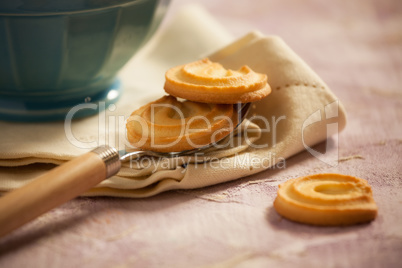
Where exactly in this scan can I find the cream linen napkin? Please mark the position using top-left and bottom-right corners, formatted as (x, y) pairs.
(0, 6), (346, 197)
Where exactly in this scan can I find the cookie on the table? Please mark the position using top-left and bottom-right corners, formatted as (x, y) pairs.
(273, 173), (378, 226)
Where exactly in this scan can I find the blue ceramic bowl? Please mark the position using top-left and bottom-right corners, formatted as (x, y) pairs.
(0, 0), (169, 121)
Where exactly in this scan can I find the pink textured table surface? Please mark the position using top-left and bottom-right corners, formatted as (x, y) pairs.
(1, 0), (401, 267)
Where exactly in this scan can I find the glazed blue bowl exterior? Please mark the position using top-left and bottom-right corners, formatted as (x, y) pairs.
(0, 0), (168, 121)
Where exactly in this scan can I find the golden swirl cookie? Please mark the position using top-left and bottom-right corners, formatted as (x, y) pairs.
(164, 58), (271, 104)
(126, 95), (239, 152)
(273, 173), (378, 226)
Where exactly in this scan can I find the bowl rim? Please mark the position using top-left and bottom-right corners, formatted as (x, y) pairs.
(0, 0), (152, 17)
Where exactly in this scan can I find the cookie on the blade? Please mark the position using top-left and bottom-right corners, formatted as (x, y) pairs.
(126, 95), (238, 152)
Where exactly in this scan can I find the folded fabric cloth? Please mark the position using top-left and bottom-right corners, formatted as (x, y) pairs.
(0, 5), (346, 197)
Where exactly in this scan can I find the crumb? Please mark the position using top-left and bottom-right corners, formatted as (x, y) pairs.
(338, 155), (365, 162)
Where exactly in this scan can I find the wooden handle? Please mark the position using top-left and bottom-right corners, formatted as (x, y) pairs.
(0, 146), (120, 238)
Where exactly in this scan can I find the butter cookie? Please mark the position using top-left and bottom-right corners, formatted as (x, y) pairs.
(126, 95), (239, 152)
(164, 58), (271, 104)
(273, 173), (378, 226)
